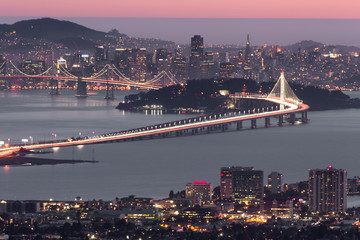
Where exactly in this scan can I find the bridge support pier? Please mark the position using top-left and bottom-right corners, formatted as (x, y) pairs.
(49, 79), (60, 95)
(289, 113), (296, 124)
(301, 111), (308, 123)
(236, 121), (243, 130)
(105, 83), (115, 100)
(251, 119), (256, 129)
(278, 115), (284, 126)
(75, 77), (88, 97)
(265, 117), (270, 128)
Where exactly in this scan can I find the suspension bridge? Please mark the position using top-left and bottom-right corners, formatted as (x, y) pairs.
(0, 60), (180, 96)
(0, 72), (309, 157)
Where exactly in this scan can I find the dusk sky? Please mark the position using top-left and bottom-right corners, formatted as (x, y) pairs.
(1, 0), (360, 19)
(1, 1), (360, 45)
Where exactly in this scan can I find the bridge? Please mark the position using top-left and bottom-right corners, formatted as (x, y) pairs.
(0, 72), (309, 157)
(0, 60), (179, 95)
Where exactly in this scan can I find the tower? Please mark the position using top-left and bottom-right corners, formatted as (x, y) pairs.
(308, 166), (347, 213)
(244, 34), (251, 63)
(189, 35), (204, 80)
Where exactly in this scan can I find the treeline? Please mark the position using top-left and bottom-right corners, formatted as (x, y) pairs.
(117, 78), (360, 111)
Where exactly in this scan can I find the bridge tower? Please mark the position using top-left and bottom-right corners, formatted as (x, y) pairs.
(75, 77), (88, 97)
(105, 82), (115, 100)
(49, 78), (60, 95)
(268, 72), (300, 110)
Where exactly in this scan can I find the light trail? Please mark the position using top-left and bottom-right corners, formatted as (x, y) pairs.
(0, 95), (309, 156)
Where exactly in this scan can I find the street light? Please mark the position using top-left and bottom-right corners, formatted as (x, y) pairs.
(21, 139), (29, 145)
(29, 136), (33, 144)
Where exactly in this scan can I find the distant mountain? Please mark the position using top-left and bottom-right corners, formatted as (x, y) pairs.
(286, 40), (324, 51)
(285, 40), (360, 53)
(0, 18), (175, 51)
(0, 18), (106, 41)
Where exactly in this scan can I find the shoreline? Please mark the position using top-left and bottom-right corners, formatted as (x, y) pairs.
(0, 156), (98, 167)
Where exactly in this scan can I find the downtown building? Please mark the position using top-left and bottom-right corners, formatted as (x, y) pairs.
(185, 181), (211, 203)
(220, 167), (263, 205)
(308, 166), (347, 213)
(268, 171), (284, 194)
(189, 35), (204, 80)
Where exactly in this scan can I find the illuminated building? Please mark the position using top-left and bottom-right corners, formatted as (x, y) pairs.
(189, 35), (204, 80)
(244, 34), (251, 63)
(20, 60), (46, 75)
(172, 55), (188, 82)
(178, 206), (216, 222)
(131, 48), (147, 82)
(94, 45), (106, 68)
(308, 166), (347, 213)
(219, 52), (229, 63)
(114, 48), (133, 77)
(268, 172), (283, 194)
(220, 167), (234, 200)
(200, 51), (217, 79)
(155, 48), (171, 73)
(232, 167), (263, 205)
(186, 181), (211, 202)
(191, 35), (204, 57)
(219, 62), (235, 78)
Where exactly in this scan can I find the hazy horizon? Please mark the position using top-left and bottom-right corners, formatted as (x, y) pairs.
(1, 17), (360, 47)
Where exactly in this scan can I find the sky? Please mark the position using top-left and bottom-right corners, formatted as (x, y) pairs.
(1, 1), (360, 46)
(1, 0), (360, 19)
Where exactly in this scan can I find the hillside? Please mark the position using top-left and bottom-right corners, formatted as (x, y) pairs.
(0, 18), (106, 41)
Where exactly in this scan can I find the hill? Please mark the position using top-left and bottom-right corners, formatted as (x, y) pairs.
(0, 18), (106, 42)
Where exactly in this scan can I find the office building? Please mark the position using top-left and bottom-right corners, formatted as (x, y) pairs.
(189, 35), (204, 80)
(268, 172), (283, 194)
(186, 181), (211, 202)
(220, 167), (234, 200)
(308, 166), (347, 213)
(232, 167), (263, 205)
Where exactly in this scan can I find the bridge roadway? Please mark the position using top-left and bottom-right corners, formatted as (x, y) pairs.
(1, 75), (161, 90)
(0, 95), (309, 157)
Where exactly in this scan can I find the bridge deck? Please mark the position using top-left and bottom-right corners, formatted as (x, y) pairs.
(0, 95), (309, 156)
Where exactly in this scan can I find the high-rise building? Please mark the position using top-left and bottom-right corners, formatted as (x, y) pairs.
(219, 63), (235, 78)
(244, 34), (251, 63)
(200, 52), (217, 79)
(114, 48), (133, 77)
(220, 167), (234, 200)
(94, 45), (106, 68)
(172, 55), (188, 82)
(268, 172), (283, 194)
(308, 166), (347, 213)
(155, 48), (171, 73)
(186, 181), (211, 202)
(189, 35), (204, 80)
(131, 48), (147, 82)
(191, 35), (204, 57)
(232, 167), (263, 205)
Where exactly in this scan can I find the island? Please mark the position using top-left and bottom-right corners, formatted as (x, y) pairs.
(117, 78), (360, 112)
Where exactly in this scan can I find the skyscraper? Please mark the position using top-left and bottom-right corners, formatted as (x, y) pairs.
(189, 35), (204, 80)
(232, 167), (263, 205)
(94, 45), (106, 69)
(268, 172), (283, 194)
(308, 166), (347, 213)
(191, 35), (204, 57)
(220, 167), (234, 200)
(244, 34), (251, 63)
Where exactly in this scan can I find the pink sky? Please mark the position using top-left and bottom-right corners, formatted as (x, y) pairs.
(1, 0), (360, 19)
